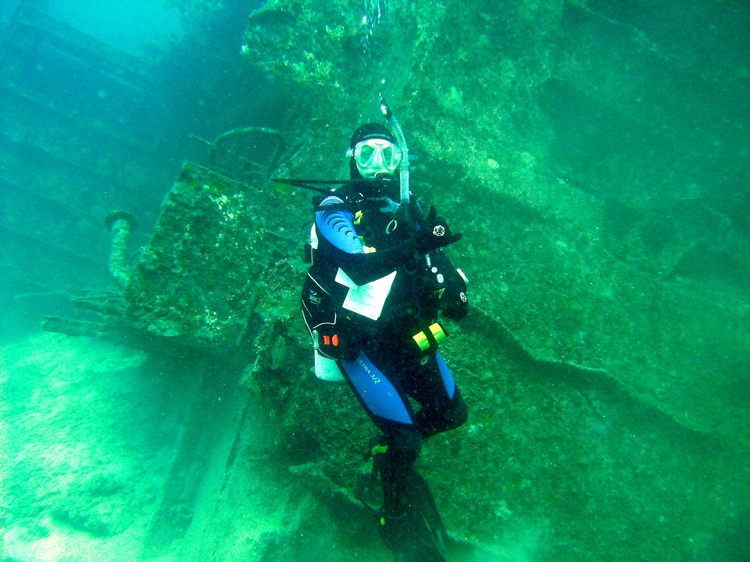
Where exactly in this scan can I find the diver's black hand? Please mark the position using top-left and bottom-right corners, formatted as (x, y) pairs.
(415, 206), (462, 253)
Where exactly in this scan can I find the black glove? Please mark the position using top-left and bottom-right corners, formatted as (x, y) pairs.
(414, 206), (462, 254)
(442, 285), (468, 320)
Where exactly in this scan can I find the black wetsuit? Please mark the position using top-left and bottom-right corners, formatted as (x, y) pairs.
(302, 188), (468, 517)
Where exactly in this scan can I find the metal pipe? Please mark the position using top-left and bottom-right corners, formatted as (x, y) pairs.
(105, 210), (137, 291)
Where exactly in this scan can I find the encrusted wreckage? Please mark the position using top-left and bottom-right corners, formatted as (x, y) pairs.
(41, 0), (750, 558)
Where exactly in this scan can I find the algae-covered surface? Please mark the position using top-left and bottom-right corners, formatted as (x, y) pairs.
(235, 1), (750, 555)
(2, 0), (749, 560)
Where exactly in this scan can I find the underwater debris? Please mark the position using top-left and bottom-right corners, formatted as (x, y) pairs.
(41, 212), (138, 340)
(191, 126), (303, 183)
(121, 161), (306, 355)
(105, 210), (138, 291)
(40, 160), (307, 362)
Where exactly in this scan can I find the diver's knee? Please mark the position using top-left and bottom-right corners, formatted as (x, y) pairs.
(446, 389), (469, 429)
(387, 426), (423, 458)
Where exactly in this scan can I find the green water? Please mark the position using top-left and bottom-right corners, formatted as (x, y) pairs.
(2, 0), (749, 560)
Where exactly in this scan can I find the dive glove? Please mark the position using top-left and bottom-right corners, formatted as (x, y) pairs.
(414, 206), (462, 254)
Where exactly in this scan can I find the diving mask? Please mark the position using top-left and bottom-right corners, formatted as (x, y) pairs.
(349, 138), (403, 178)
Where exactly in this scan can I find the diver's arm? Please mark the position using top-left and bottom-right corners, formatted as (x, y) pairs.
(334, 240), (415, 285)
(430, 250), (469, 320)
(316, 197), (415, 285)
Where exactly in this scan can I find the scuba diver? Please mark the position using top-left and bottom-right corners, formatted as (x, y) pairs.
(298, 101), (469, 561)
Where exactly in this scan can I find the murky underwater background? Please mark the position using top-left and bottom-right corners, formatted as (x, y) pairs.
(2, 1), (749, 560)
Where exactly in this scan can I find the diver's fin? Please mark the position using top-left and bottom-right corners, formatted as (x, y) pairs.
(404, 469), (450, 551)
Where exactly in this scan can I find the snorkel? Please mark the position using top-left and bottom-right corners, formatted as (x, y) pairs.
(379, 97), (409, 206)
